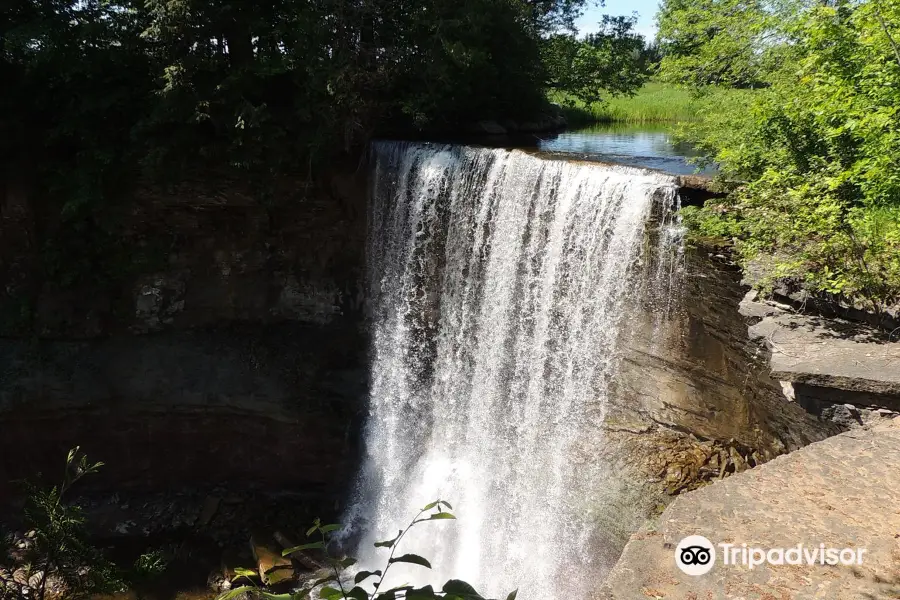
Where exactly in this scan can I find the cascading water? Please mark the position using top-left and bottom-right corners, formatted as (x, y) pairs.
(345, 141), (681, 600)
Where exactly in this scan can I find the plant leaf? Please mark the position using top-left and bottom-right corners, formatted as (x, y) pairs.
(218, 586), (257, 600)
(442, 580), (482, 598)
(320, 586), (343, 600)
(441, 501), (453, 510)
(319, 524), (343, 534)
(283, 541), (325, 556)
(232, 567), (258, 582)
(426, 512), (455, 520)
(406, 585), (436, 600)
(374, 530), (403, 548)
(422, 501), (440, 511)
(506, 590), (518, 600)
(354, 570), (382, 584)
(340, 557), (357, 568)
(347, 587), (369, 600)
(388, 554), (432, 569)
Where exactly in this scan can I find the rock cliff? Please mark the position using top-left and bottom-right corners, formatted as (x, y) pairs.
(0, 167), (368, 503)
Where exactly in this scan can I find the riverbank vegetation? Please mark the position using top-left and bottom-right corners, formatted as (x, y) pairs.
(666, 0), (900, 313)
(551, 81), (699, 125)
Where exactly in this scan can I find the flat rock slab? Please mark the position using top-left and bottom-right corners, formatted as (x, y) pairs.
(599, 420), (900, 599)
(741, 296), (900, 395)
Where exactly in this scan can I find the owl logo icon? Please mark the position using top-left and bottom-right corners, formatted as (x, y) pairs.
(675, 535), (716, 575)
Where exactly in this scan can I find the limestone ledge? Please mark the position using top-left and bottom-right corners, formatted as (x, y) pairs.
(599, 418), (900, 600)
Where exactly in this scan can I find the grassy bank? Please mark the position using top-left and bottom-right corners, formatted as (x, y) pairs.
(551, 81), (698, 126)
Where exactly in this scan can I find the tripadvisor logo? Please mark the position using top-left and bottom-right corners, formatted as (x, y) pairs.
(675, 535), (716, 576)
(674, 535), (868, 576)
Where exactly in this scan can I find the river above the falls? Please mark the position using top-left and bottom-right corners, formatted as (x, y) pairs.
(534, 123), (715, 176)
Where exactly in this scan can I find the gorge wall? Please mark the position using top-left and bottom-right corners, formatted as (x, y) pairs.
(0, 167), (368, 502)
(1, 145), (837, 578)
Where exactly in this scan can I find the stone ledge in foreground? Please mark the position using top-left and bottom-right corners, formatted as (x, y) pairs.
(598, 419), (900, 599)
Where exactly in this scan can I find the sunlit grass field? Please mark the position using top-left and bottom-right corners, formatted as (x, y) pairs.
(551, 81), (700, 126)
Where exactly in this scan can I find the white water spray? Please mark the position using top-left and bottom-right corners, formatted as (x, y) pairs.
(345, 142), (681, 600)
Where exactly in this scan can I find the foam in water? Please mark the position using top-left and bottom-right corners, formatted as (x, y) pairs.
(344, 141), (680, 600)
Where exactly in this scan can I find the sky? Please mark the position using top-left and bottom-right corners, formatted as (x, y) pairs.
(575, 0), (660, 41)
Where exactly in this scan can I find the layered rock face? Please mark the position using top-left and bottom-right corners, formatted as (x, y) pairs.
(0, 169), (368, 501)
(593, 248), (841, 553)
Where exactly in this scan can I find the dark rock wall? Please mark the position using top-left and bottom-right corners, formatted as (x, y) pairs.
(0, 167), (368, 502)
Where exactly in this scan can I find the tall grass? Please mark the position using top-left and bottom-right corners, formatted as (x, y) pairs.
(551, 81), (699, 126)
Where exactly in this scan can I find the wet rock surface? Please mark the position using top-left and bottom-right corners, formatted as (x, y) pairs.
(600, 418), (900, 600)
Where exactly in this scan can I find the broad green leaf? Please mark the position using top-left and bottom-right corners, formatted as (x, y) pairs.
(374, 530), (403, 548)
(406, 585), (436, 600)
(306, 519), (321, 537)
(354, 570), (382, 584)
(388, 554), (431, 569)
(319, 524), (343, 534)
(422, 501), (440, 511)
(346, 587), (369, 600)
(426, 512), (455, 520)
(232, 567), (258, 582)
(293, 587), (314, 600)
(441, 501), (453, 510)
(218, 586), (257, 600)
(319, 586), (343, 600)
(442, 580), (482, 598)
(340, 557), (357, 568)
(283, 541), (325, 556)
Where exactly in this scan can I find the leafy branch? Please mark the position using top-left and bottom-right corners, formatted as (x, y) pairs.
(217, 500), (516, 600)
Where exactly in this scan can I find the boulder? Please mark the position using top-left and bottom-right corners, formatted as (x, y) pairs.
(250, 535), (294, 587)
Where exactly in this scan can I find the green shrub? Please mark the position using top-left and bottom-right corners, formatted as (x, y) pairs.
(0, 449), (122, 600)
(221, 501), (514, 600)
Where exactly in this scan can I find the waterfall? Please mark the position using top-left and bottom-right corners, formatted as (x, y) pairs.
(345, 141), (681, 600)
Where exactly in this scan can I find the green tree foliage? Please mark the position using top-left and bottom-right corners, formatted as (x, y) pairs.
(656, 0), (802, 88)
(1, 0), (592, 212)
(670, 0), (900, 311)
(543, 14), (650, 104)
(0, 0), (606, 291)
(220, 501), (512, 600)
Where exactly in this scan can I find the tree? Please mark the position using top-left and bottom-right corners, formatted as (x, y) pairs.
(655, 0), (804, 87)
(679, 0), (900, 312)
(543, 14), (649, 104)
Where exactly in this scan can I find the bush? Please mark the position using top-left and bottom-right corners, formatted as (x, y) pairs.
(0, 449), (122, 600)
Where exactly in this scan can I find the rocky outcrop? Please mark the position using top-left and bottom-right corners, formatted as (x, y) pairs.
(599, 418), (900, 600)
(581, 249), (841, 562)
(0, 167), (368, 502)
(741, 292), (900, 428)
